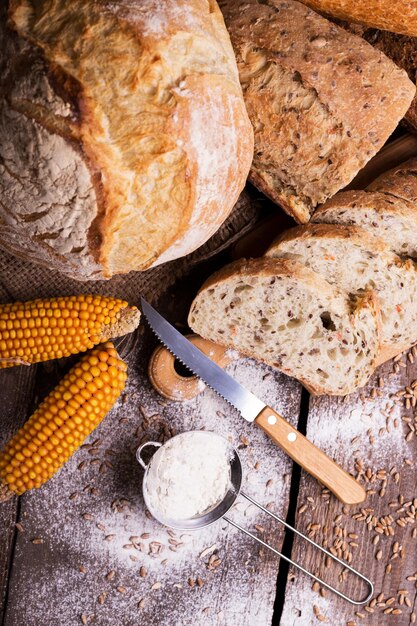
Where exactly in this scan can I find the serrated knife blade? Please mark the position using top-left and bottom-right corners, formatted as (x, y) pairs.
(140, 297), (366, 505)
(140, 297), (265, 421)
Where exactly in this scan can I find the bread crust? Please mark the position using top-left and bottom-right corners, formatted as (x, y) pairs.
(1, 0), (253, 279)
(367, 157), (417, 206)
(192, 256), (338, 301)
(313, 190), (417, 227)
(189, 256), (380, 395)
(267, 223), (393, 256)
(220, 0), (415, 222)
(299, 0), (417, 38)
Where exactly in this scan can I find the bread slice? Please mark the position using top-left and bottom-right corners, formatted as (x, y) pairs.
(188, 257), (380, 395)
(312, 190), (417, 258)
(266, 224), (417, 358)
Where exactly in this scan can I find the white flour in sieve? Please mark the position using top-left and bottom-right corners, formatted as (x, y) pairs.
(145, 431), (231, 520)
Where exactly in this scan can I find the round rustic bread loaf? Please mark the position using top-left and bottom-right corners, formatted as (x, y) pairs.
(0, 0), (253, 280)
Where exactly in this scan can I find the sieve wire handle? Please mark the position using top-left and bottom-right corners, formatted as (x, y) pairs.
(136, 441), (162, 470)
(223, 491), (373, 606)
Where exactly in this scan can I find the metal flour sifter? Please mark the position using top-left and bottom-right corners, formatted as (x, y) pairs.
(137, 431), (373, 606)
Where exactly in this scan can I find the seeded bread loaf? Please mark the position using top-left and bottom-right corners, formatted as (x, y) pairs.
(219, 0), (415, 223)
(313, 158), (417, 258)
(188, 257), (380, 395)
(299, 0), (417, 38)
(0, 0), (253, 280)
(266, 224), (417, 361)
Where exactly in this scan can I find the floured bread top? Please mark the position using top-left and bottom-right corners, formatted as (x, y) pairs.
(0, 0), (253, 279)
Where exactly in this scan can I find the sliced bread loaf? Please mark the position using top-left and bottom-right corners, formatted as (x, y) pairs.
(188, 257), (380, 395)
(312, 190), (417, 258)
(266, 224), (417, 358)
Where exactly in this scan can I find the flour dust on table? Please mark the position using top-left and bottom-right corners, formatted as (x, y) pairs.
(3, 351), (302, 626)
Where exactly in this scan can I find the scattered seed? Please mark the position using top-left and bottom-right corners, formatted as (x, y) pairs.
(138, 599), (145, 609)
(97, 592), (107, 605)
(105, 570), (115, 582)
(116, 586), (126, 594)
(151, 582), (162, 590)
(31, 538), (43, 545)
(200, 544), (217, 559)
(140, 567), (147, 578)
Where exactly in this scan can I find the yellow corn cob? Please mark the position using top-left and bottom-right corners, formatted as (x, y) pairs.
(0, 295), (140, 368)
(0, 342), (127, 501)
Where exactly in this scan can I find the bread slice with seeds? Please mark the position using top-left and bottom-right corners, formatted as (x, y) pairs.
(312, 157), (417, 259)
(312, 190), (417, 259)
(266, 224), (417, 361)
(188, 257), (380, 395)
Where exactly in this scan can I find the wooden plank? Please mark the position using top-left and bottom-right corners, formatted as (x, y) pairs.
(0, 366), (37, 623)
(280, 356), (417, 626)
(0, 271), (302, 626)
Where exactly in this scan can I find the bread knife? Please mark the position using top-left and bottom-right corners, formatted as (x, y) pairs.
(140, 298), (366, 505)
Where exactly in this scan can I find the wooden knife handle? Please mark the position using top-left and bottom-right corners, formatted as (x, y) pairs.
(255, 407), (366, 505)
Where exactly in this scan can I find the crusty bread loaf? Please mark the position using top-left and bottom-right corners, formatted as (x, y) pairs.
(220, 0), (415, 223)
(0, 0), (253, 280)
(266, 224), (417, 359)
(299, 0), (417, 38)
(188, 257), (380, 395)
(313, 158), (417, 258)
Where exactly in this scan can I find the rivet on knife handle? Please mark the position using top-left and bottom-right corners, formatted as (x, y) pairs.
(255, 407), (366, 505)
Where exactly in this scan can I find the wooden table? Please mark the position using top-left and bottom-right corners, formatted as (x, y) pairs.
(1, 201), (417, 626)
